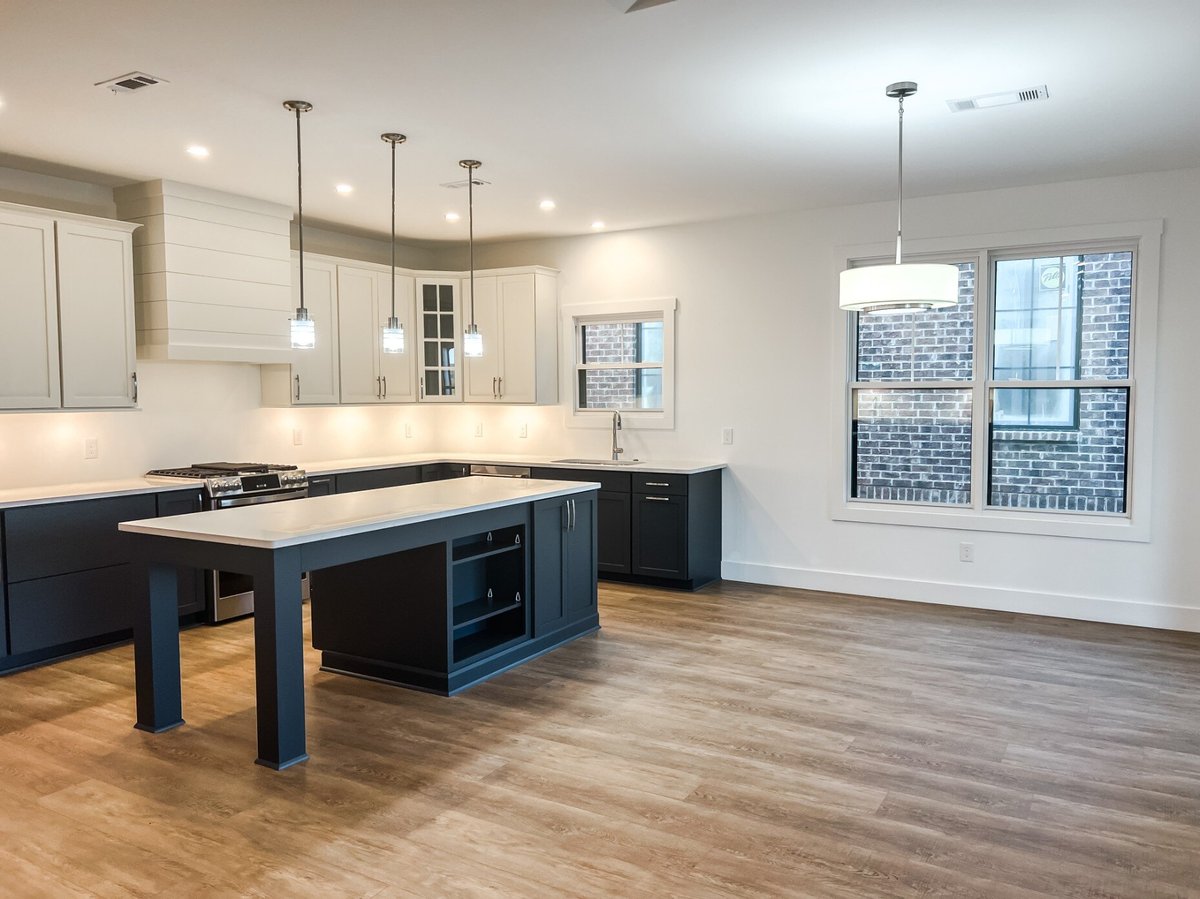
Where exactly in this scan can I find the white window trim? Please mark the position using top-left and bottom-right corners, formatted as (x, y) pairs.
(829, 220), (1162, 542)
(561, 297), (677, 429)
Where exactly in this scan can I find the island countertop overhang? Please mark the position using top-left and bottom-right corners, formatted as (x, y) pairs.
(118, 477), (600, 550)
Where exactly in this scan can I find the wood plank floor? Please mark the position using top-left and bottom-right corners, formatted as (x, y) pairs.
(3, 582), (1200, 898)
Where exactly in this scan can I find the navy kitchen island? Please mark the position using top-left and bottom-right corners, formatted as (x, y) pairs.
(120, 477), (599, 770)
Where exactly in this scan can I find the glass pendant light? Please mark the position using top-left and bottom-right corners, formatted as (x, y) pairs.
(283, 100), (316, 348)
(380, 132), (408, 354)
(839, 82), (958, 315)
(460, 159), (484, 357)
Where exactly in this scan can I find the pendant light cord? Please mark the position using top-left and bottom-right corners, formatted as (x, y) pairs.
(895, 93), (905, 266)
(294, 105), (306, 312)
(468, 163), (476, 329)
(390, 137), (396, 320)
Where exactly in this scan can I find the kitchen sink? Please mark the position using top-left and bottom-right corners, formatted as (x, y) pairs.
(551, 458), (643, 467)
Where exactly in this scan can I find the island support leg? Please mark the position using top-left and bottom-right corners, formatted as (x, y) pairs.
(133, 559), (184, 733)
(252, 547), (309, 770)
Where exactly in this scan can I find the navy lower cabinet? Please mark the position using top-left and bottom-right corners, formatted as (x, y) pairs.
(1, 493), (158, 672)
(311, 494), (597, 696)
(532, 493), (598, 637)
(155, 489), (207, 618)
(305, 475), (335, 497)
(532, 466), (721, 590)
(420, 463), (470, 482)
(335, 465), (420, 493)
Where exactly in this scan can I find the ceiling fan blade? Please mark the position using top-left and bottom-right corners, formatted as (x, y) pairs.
(625, 0), (677, 11)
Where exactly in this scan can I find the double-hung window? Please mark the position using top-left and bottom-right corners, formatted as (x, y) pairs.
(838, 222), (1159, 539)
(562, 297), (676, 428)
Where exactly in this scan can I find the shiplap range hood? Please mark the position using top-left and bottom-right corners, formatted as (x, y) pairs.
(114, 180), (295, 363)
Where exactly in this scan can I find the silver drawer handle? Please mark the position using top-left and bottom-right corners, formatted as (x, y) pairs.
(645, 496), (670, 502)
(645, 481), (669, 487)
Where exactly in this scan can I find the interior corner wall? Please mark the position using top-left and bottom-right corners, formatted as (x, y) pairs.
(432, 167), (1200, 632)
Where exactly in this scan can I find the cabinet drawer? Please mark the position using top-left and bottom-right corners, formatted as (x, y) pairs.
(3, 494), (156, 582)
(8, 564), (135, 654)
(632, 473), (688, 496)
(335, 466), (419, 493)
(531, 467), (630, 493)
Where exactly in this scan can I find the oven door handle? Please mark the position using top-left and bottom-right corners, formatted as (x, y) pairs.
(210, 488), (310, 509)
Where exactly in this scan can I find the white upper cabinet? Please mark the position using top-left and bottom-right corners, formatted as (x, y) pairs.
(416, 278), (462, 402)
(0, 202), (138, 411)
(462, 269), (558, 404)
(0, 207), (60, 409)
(260, 255), (340, 406)
(337, 263), (416, 404)
(56, 219), (138, 408)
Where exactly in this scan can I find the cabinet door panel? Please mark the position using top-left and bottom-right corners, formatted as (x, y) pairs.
(497, 274), (536, 403)
(8, 565), (135, 654)
(531, 498), (567, 637)
(0, 209), (60, 408)
(337, 265), (383, 403)
(564, 494), (597, 620)
(632, 494), (688, 580)
(417, 280), (461, 401)
(597, 490), (631, 574)
(57, 221), (136, 408)
(377, 272), (416, 402)
(463, 276), (500, 401)
(292, 258), (340, 404)
(335, 466), (419, 494)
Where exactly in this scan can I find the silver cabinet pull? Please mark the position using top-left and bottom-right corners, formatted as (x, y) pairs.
(293, 374), (300, 402)
(569, 498), (575, 530)
(645, 481), (669, 487)
(375, 376), (381, 398)
(131, 372), (138, 403)
(492, 376), (497, 398)
(382, 376), (387, 398)
(498, 376), (503, 398)
(644, 496), (670, 502)
(419, 377), (425, 399)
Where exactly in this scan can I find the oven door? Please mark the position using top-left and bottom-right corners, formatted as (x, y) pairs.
(208, 487), (309, 623)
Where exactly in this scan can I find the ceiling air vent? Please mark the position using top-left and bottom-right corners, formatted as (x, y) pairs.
(95, 72), (169, 93)
(439, 177), (491, 189)
(947, 85), (1049, 112)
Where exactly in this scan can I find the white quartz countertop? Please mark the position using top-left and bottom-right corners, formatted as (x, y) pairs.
(0, 454), (725, 508)
(119, 477), (599, 550)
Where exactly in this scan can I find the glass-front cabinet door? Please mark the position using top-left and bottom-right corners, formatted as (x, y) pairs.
(417, 278), (461, 401)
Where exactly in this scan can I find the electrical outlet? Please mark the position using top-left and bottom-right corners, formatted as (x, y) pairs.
(84, 437), (99, 460)
(292, 428), (304, 446)
(519, 423), (528, 438)
(405, 423), (414, 438)
(959, 542), (975, 563)
(475, 423), (484, 438)
(722, 427), (734, 445)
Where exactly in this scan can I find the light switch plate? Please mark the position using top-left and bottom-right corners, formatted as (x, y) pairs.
(519, 423), (528, 438)
(84, 437), (99, 460)
(292, 428), (304, 446)
(721, 427), (734, 445)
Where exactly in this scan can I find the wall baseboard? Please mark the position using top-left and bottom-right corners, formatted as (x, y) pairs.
(720, 561), (1200, 634)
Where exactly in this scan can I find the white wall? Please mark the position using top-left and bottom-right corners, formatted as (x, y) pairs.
(431, 167), (1200, 631)
(3, 165), (1197, 631)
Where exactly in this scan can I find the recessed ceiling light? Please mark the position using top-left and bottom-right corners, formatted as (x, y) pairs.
(186, 145), (210, 158)
(445, 212), (461, 223)
(591, 221), (606, 230)
(539, 199), (556, 211)
(335, 183), (353, 195)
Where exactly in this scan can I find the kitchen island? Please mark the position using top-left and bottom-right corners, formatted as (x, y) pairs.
(119, 477), (600, 770)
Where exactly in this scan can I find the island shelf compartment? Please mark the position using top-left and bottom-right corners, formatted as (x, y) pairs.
(450, 525), (528, 663)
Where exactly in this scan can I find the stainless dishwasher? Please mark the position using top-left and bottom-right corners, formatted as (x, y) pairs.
(468, 464), (531, 478)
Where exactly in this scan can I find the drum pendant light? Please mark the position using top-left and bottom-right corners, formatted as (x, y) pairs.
(839, 82), (958, 315)
(460, 159), (484, 358)
(381, 132), (408, 354)
(283, 100), (316, 348)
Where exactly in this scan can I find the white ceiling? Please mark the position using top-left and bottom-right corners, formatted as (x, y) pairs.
(2, 0), (1199, 245)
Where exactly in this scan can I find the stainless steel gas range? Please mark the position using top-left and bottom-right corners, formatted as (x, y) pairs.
(146, 462), (310, 622)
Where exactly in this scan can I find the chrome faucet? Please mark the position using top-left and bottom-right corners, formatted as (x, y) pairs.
(611, 410), (624, 461)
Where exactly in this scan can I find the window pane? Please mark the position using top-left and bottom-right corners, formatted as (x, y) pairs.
(993, 252), (1130, 382)
(989, 387), (1128, 513)
(578, 368), (663, 410)
(855, 262), (975, 382)
(852, 388), (972, 505)
(581, 321), (663, 364)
